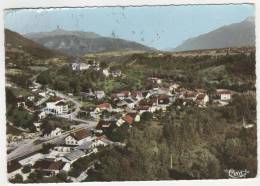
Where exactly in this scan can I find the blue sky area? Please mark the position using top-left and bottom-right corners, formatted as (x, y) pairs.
(4, 4), (254, 50)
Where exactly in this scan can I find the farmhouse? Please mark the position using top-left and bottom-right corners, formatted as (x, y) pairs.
(215, 89), (232, 101)
(65, 129), (93, 146)
(195, 93), (209, 107)
(72, 62), (90, 71)
(95, 103), (112, 113)
(32, 160), (70, 176)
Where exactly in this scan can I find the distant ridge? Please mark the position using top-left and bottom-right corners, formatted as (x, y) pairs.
(173, 17), (255, 52)
(5, 29), (64, 59)
(25, 28), (155, 56)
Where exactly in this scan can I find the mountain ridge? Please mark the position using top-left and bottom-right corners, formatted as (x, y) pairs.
(25, 29), (155, 56)
(5, 29), (65, 59)
(173, 17), (255, 52)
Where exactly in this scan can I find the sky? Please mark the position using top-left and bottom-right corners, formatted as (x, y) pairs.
(4, 4), (254, 50)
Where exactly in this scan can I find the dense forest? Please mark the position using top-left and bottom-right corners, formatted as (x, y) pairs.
(84, 93), (256, 180)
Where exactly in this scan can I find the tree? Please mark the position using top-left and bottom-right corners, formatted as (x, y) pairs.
(22, 165), (31, 174)
(41, 143), (54, 154)
(9, 174), (23, 183)
(27, 171), (44, 183)
(100, 61), (108, 69)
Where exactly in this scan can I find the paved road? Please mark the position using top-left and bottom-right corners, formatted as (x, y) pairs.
(32, 73), (88, 123)
(7, 73), (98, 162)
(7, 121), (97, 162)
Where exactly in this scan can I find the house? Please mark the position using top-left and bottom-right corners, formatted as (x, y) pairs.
(215, 89), (232, 101)
(27, 96), (35, 102)
(116, 112), (140, 127)
(17, 101), (26, 108)
(157, 95), (170, 106)
(72, 62), (90, 71)
(53, 146), (72, 154)
(137, 99), (154, 114)
(156, 87), (171, 95)
(94, 91), (105, 99)
(122, 114), (134, 125)
(65, 129), (93, 146)
(43, 127), (62, 138)
(102, 68), (110, 77)
(32, 160), (70, 176)
(116, 91), (131, 100)
(38, 111), (46, 120)
(38, 92), (47, 97)
(149, 77), (162, 84)
(182, 91), (197, 101)
(123, 97), (138, 109)
(75, 141), (98, 154)
(96, 120), (112, 129)
(33, 122), (42, 132)
(131, 91), (143, 101)
(127, 112), (141, 122)
(111, 69), (122, 77)
(142, 91), (152, 99)
(16, 96), (26, 108)
(19, 153), (45, 166)
(44, 100), (68, 115)
(169, 83), (180, 92)
(95, 103), (112, 113)
(195, 93), (209, 107)
(59, 150), (86, 164)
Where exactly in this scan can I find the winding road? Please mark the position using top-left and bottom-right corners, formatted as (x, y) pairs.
(7, 73), (98, 162)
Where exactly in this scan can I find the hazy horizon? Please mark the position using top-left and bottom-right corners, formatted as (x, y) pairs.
(4, 4), (254, 50)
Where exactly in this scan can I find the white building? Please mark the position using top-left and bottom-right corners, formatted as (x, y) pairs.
(216, 89), (232, 101)
(43, 128), (62, 138)
(38, 111), (46, 119)
(32, 160), (70, 176)
(33, 122), (42, 132)
(102, 68), (110, 77)
(72, 63), (90, 71)
(195, 93), (209, 107)
(44, 100), (68, 115)
(65, 129), (93, 146)
(94, 91), (105, 100)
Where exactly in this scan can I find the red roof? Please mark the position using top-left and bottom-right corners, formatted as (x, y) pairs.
(184, 91), (197, 98)
(139, 99), (153, 107)
(98, 103), (111, 109)
(33, 160), (65, 171)
(123, 115), (134, 125)
(71, 129), (91, 141)
(216, 89), (231, 95)
(196, 93), (206, 100)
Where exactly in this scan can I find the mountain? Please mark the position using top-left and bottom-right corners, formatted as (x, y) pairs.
(25, 28), (154, 56)
(5, 29), (64, 59)
(173, 17), (255, 52)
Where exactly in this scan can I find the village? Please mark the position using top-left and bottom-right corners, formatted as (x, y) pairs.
(6, 57), (236, 182)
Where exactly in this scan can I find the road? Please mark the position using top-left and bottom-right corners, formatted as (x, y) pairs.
(7, 74), (98, 162)
(7, 120), (97, 162)
(32, 73), (88, 123)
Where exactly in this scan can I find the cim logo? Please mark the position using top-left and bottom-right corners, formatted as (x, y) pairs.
(225, 169), (250, 178)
